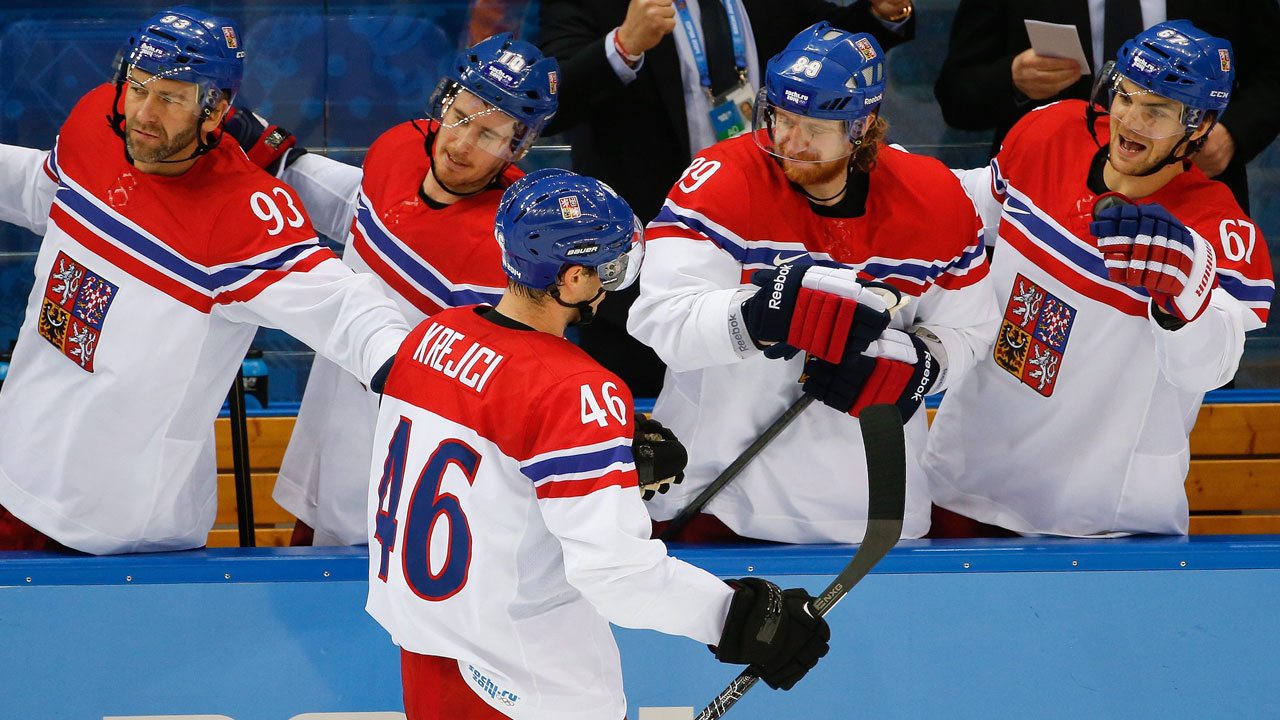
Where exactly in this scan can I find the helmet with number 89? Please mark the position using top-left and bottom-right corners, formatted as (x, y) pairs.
(1090, 20), (1233, 142)
(754, 22), (886, 163)
(428, 33), (559, 163)
(495, 168), (644, 292)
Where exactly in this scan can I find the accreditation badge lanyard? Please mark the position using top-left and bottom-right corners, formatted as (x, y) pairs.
(674, 0), (756, 140)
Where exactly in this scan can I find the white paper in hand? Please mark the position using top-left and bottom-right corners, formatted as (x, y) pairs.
(1025, 19), (1092, 74)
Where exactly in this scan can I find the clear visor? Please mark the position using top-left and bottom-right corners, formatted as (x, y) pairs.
(751, 88), (870, 163)
(432, 83), (534, 162)
(123, 64), (221, 118)
(1091, 62), (1202, 140)
(597, 217), (645, 292)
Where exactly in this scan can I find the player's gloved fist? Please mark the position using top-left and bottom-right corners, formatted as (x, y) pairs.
(712, 577), (830, 691)
(802, 329), (939, 421)
(1090, 202), (1217, 323)
(632, 414), (686, 500)
(742, 264), (892, 363)
(223, 105), (304, 176)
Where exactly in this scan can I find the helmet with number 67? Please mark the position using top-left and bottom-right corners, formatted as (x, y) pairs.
(754, 22), (887, 163)
(494, 169), (644, 292)
(427, 33), (559, 163)
(1090, 20), (1233, 143)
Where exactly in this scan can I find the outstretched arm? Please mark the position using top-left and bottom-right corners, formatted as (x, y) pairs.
(0, 144), (59, 236)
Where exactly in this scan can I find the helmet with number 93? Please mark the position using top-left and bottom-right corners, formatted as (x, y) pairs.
(1090, 20), (1233, 148)
(428, 33), (559, 164)
(116, 6), (244, 118)
(495, 168), (644, 296)
(755, 22), (887, 164)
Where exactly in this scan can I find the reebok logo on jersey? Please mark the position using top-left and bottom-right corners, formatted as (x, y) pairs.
(994, 274), (1075, 397)
(38, 251), (118, 373)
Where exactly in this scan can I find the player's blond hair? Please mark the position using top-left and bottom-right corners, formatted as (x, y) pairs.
(851, 115), (888, 174)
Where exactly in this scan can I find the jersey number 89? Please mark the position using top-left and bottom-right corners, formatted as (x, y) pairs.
(374, 417), (481, 601)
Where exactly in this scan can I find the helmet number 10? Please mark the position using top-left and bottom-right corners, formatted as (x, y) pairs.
(496, 50), (527, 72)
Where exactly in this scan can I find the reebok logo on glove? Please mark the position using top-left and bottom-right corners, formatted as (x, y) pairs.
(767, 263), (794, 310)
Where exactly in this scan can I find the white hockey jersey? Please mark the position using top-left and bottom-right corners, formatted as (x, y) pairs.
(366, 306), (733, 720)
(0, 85), (408, 554)
(924, 101), (1274, 536)
(628, 132), (998, 542)
(272, 121), (520, 545)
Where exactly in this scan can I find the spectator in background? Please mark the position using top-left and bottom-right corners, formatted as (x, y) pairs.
(933, 0), (1280, 213)
(924, 22), (1274, 538)
(538, 0), (916, 398)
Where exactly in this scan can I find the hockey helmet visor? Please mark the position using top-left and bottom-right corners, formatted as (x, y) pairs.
(1090, 62), (1206, 140)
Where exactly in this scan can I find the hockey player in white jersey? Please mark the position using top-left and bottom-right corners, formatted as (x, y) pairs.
(0, 7), (409, 554)
(628, 23), (997, 543)
(923, 21), (1274, 537)
(365, 168), (830, 719)
(226, 35), (560, 546)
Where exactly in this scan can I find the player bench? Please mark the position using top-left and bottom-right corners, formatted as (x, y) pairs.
(212, 398), (1280, 545)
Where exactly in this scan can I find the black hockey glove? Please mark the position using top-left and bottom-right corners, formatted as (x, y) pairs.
(712, 577), (830, 691)
(223, 105), (305, 176)
(741, 264), (892, 363)
(802, 329), (940, 422)
(633, 414), (686, 500)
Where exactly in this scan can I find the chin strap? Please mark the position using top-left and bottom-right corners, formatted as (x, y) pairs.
(548, 285), (605, 326)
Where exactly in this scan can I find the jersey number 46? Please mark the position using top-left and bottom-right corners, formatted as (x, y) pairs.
(373, 417), (480, 601)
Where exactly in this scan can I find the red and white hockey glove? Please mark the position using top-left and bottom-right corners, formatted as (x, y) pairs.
(742, 263), (893, 363)
(801, 329), (940, 422)
(223, 106), (303, 176)
(1091, 202), (1217, 323)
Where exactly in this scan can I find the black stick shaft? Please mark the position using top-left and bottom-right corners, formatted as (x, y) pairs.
(660, 395), (814, 541)
(228, 368), (255, 548)
(694, 404), (906, 720)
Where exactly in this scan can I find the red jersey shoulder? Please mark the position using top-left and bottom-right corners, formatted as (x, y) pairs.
(365, 121), (432, 181)
(202, 150), (320, 262)
(666, 133), (766, 208)
(1000, 100), (1090, 160)
(55, 85), (129, 180)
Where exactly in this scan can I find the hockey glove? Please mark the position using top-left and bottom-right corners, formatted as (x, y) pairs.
(1091, 202), (1217, 323)
(632, 414), (687, 500)
(742, 264), (892, 363)
(802, 329), (940, 422)
(712, 577), (830, 691)
(223, 106), (304, 176)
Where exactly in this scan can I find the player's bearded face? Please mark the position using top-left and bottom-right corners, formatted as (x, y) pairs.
(771, 108), (854, 186)
(122, 69), (204, 165)
(433, 90), (517, 193)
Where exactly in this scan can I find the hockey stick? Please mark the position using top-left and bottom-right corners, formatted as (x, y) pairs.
(227, 367), (256, 548)
(660, 394), (814, 541)
(694, 403), (907, 720)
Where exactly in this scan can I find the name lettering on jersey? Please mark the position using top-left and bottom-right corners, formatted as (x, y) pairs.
(412, 321), (504, 392)
(37, 251), (118, 373)
(994, 274), (1075, 397)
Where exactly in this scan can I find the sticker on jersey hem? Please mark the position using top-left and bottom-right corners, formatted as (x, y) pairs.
(994, 273), (1075, 397)
(38, 251), (118, 372)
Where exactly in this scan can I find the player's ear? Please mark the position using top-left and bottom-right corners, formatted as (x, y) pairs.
(203, 98), (230, 136)
(1189, 111), (1217, 143)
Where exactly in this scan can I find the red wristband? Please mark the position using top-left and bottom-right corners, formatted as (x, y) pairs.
(613, 28), (642, 64)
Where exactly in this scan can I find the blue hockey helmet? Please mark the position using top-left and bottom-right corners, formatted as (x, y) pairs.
(118, 6), (245, 117)
(495, 169), (644, 292)
(1091, 20), (1233, 140)
(755, 22), (886, 162)
(428, 33), (559, 161)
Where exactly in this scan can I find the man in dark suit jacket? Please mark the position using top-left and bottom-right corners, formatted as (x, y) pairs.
(934, 0), (1280, 213)
(538, 0), (915, 397)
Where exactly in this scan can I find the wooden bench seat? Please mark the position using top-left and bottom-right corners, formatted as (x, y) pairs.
(212, 403), (1280, 545)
